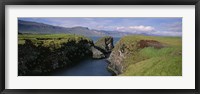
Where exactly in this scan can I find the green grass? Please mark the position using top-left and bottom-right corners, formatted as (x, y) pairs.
(19, 34), (91, 41)
(18, 34), (93, 51)
(18, 34), (92, 44)
(121, 47), (182, 76)
(114, 35), (182, 76)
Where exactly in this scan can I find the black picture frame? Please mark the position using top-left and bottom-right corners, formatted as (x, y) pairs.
(0, 0), (199, 94)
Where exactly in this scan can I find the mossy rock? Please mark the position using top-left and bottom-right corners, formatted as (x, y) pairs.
(91, 46), (105, 59)
(18, 34), (93, 76)
(95, 36), (114, 53)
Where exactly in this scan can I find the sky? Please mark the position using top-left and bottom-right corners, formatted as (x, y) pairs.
(19, 17), (182, 36)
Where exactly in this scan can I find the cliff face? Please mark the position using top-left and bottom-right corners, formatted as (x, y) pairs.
(91, 36), (114, 59)
(107, 35), (182, 76)
(18, 34), (115, 75)
(94, 36), (114, 54)
(107, 39), (130, 74)
(91, 46), (105, 59)
(18, 34), (93, 76)
(108, 39), (164, 74)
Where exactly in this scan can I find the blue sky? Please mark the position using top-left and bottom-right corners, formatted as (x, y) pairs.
(19, 17), (182, 36)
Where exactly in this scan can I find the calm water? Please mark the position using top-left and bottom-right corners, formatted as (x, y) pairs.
(49, 37), (120, 76)
(49, 59), (112, 76)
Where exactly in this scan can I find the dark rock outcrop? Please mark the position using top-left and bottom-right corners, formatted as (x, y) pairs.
(18, 37), (93, 76)
(95, 36), (114, 54)
(107, 43), (125, 75)
(90, 36), (114, 59)
(91, 46), (105, 59)
(18, 35), (116, 76)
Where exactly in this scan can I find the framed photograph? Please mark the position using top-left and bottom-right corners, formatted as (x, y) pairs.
(0, 0), (199, 94)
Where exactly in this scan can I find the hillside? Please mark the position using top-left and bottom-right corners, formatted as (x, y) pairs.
(18, 20), (106, 37)
(107, 35), (182, 76)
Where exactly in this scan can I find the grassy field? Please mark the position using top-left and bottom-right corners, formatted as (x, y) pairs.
(113, 35), (182, 76)
(18, 34), (93, 48)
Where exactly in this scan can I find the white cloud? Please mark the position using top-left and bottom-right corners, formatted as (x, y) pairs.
(129, 25), (155, 32)
(19, 18), (182, 37)
(114, 25), (181, 36)
(115, 25), (155, 33)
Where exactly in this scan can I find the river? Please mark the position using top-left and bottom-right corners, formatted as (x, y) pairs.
(49, 37), (120, 76)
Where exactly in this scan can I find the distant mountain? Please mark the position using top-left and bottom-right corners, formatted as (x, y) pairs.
(18, 20), (107, 37)
(97, 30), (130, 37)
(19, 20), (69, 34)
(19, 20), (175, 37)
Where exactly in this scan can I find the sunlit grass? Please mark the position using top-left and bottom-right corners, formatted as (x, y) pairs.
(18, 34), (93, 45)
(18, 34), (93, 52)
(114, 35), (182, 76)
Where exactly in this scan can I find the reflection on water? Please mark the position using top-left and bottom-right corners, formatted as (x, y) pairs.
(49, 59), (112, 76)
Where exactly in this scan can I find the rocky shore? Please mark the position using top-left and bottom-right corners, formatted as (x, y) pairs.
(18, 34), (114, 76)
(19, 34), (181, 76)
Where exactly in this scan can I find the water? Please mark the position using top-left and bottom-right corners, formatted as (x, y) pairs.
(49, 37), (120, 76)
(49, 59), (112, 76)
